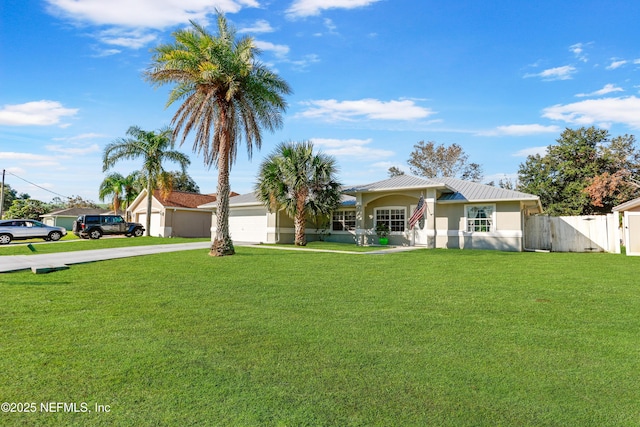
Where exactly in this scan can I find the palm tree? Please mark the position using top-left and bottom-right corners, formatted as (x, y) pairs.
(255, 141), (342, 246)
(98, 172), (125, 214)
(145, 13), (291, 256)
(121, 171), (143, 220)
(103, 126), (190, 236)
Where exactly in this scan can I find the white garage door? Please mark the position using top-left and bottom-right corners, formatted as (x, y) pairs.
(229, 208), (268, 243)
(137, 212), (162, 237)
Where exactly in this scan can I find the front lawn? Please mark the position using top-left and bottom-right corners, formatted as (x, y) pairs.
(1, 248), (639, 426)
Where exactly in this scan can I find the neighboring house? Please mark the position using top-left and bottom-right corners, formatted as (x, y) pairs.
(41, 207), (110, 230)
(612, 197), (640, 256)
(199, 175), (543, 251)
(127, 189), (229, 238)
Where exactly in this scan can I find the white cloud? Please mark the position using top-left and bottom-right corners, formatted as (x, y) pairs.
(524, 65), (576, 81)
(575, 83), (624, 98)
(97, 28), (158, 49)
(286, 0), (381, 18)
(45, 144), (101, 155)
(477, 124), (561, 137)
(45, 0), (259, 29)
(52, 133), (108, 141)
(606, 59), (627, 70)
(512, 147), (548, 157)
(542, 96), (640, 129)
(569, 42), (590, 62)
(299, 98), (435, 121)
(0, 100), (78, 126)
(311, 138), (394, 160)
(253, 40), (290, 59)
(238, 19), (275, 34)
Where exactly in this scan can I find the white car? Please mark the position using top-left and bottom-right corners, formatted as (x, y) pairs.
(0, 219), (67, 245)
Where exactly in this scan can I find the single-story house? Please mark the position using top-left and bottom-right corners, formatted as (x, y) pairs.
(612, 197), (640, 255)
(127, 189), (231, 238)
(41, 207), (110, 230)
(199, 175), (543, 251)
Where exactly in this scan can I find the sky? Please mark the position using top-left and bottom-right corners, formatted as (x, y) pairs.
(2, 0), (640, 203)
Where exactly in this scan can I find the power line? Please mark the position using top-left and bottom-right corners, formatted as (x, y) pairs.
(5, 171), (71, 200)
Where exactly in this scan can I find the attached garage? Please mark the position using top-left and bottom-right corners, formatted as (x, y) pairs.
(229, 207), (269, 243)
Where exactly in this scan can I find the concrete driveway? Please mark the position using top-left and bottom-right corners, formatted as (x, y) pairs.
(0, 241), (212, 274)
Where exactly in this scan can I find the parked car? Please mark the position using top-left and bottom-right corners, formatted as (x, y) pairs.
(73, 214), (145, 239)
(0, 219), (67, 245)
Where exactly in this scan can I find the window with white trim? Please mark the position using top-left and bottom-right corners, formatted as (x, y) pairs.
(466, 205), (495, 232)
(375, 207), (406, 232)
(332, 210), (356, 231)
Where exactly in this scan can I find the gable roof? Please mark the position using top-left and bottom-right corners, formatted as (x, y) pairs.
(153, 190), (219, 209)
(343, 175), (444, 193)
(612, 196), (640, 212)
(198, 191), (356, 209)
(437, 177), (540, 203)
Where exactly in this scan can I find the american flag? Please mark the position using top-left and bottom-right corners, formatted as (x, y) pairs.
(409, 195), (426, 229)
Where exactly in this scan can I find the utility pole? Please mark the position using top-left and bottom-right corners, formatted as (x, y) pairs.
(0, 169), (5, 219)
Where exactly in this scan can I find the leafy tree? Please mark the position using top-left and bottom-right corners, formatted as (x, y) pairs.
(121, 171), (143, 213)
(4, 199), (50, 220)
(167, 171), (200, 193)
(1, 183), (18, 216)
(103, 126), (190, 236)
(517, 127), (640, 215)
(387, 166), (405, 177)
(255, 141), (342, 246)
(408, 141), (482, 180)
(49, 196), (100, 210)
(145, 13), (291, 256)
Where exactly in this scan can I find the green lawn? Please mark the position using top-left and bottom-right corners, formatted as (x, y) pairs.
(1, 247), (639, 426)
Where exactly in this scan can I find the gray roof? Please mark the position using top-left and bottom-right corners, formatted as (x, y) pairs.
(199, 191), (356, 208)
(438, 177), (539, 202)
(199, 192), (260, 209)
(343, 175), (443, 193)
(344, 174), (538, 202)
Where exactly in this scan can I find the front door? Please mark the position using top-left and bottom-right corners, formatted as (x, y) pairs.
(624, 212), (640, 256)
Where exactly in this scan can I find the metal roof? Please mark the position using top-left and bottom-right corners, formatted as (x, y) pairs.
(343, 175), (444, 193)
(437, 177), (540, 202)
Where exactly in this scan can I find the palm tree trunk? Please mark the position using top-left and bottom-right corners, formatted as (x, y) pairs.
(145, 182), (153, 237)
(294, 192), (307, 246)
(211, 122), (235, 256)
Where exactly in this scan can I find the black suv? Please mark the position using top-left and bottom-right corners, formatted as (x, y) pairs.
(73, 215), (145, 239)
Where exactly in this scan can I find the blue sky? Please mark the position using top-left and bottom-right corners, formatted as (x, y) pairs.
(2, 0), (640, 202)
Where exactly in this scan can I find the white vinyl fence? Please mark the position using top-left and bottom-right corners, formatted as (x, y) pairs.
(524, 215), (618, 252)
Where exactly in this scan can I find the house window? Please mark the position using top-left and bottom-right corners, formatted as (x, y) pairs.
(466, 205), (495, 232)
(375, 208), (406, 232)
(332, 210), (356, 231)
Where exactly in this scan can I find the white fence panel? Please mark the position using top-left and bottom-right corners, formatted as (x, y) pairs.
(525, 215), (613, 252)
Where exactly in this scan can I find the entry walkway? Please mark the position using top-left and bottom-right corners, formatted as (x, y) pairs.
(0, 242), (424, 274)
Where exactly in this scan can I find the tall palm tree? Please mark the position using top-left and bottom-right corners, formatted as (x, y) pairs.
(103, 126), (190, 236)
(145, 13), (291, 256)
(255, 141), (342, 246)
(98, 172), (125, 214)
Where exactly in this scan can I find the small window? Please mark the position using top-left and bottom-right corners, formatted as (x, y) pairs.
(375, 208), (406, 232)
(332, 210), (356, 231)
(466, 205), (495, 232)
